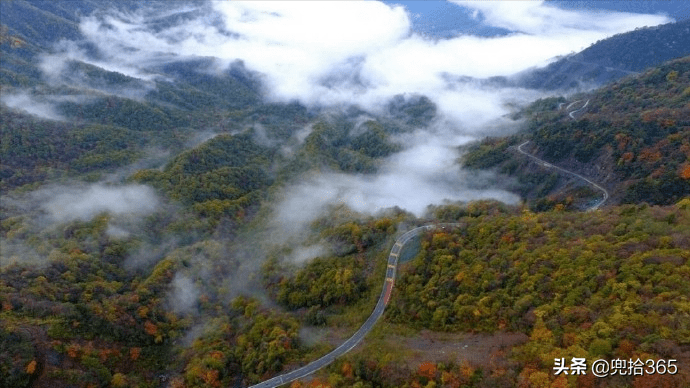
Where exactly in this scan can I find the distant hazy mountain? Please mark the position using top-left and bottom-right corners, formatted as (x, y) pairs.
(0, 0), (263, 109)
(512, 18), (690, 90)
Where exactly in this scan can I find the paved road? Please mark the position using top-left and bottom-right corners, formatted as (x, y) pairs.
(560, 98), (590, 119)
(517, 141), (608, 211)
(564, 99), (582, 110)
(564, 56), (638, 75)
(248, 224), (457, 388)
(568, 99), (589, 119)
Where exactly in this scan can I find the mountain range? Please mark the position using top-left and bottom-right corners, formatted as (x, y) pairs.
(1, 2), (689, 388)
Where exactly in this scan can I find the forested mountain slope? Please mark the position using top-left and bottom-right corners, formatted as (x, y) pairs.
(323, 200), (690, 388)
(513, 18), (690, 90)
(2, 2), (690, 388)
(463, 56), (690, 209)
(0, 2), (418, 386)
(3, 197), (689, 388)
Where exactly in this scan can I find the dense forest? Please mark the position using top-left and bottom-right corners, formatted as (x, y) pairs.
(270, 200), (690, 388)
(463, 56), (690, 209)
(389, 201), (690, 387)
(2, 2), (690, 388)
(4, 197), (689, 388)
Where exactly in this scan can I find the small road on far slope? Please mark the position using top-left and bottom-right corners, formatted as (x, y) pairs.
(517, 141), (608, 211)
(248, 224), (458, 388)
(568, 99), (589, 119)
(561, 99), (590, 119)
(564, 56), (639, 76)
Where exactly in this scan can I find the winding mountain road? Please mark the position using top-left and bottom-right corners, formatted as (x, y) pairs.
(568, 99), (589, 119)
(517, 140), (608, 210)
(248, 224), (456, 388)
(560, 99), (590, 119)
(564, 56), (639, 76)
(250, 95), (604, 387)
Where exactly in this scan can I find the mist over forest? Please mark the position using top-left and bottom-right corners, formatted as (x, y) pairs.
(1, 1), (689, 388)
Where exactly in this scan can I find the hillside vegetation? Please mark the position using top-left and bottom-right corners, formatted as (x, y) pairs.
(2, 2), (690, 388)
(279, 200), (690, 388)
(4, 198), (689, 388)
(463, 56), (690, 208)
(514, 19), (690, 90)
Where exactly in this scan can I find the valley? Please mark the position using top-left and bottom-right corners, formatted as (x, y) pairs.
(1, 2), (689, 388)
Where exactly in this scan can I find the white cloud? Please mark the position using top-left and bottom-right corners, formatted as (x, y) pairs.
(1, 91), (99, 121)
(30, 1), (672, 226)
(205, 0), (668, 111)
(289, 244), (328, 264)
(43, 1), (670, 121)
(169, 273), (200, 314)
(0, 92), (64, 121)
(106, 224), (131, 239)
(273, 130), (521, 225)
(39, 184), (159, 223)
(455, 1), (670, 36)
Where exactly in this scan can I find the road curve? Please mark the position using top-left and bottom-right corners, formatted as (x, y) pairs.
(517, 141), (608, 211)
(565, 99), (582, 110)
(248, 224), (457, 388)
(568, 99), (589, 119)
(564, 56), (638, 76)
(250, 134), (605, 388)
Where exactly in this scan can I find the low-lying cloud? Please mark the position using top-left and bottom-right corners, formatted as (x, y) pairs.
(457, 1), (668, 36)
(0, 92), (70, 121)
(37, 184), (159, 223)
(24, 1), (672, 230)
(38, 1), (669, 123)
(0, 241), (44, 268)
(169, 273), (200, 315)
(274, 148), (520, 232)
(288, 244), (329, 264)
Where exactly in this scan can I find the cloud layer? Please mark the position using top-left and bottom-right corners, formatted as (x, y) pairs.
(28, 1), (672, 222)
(273, 131), (521, 231)
(38, 1), (670, 123)
(38, 184), (159, 223)
(0, 92), (67, 121)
